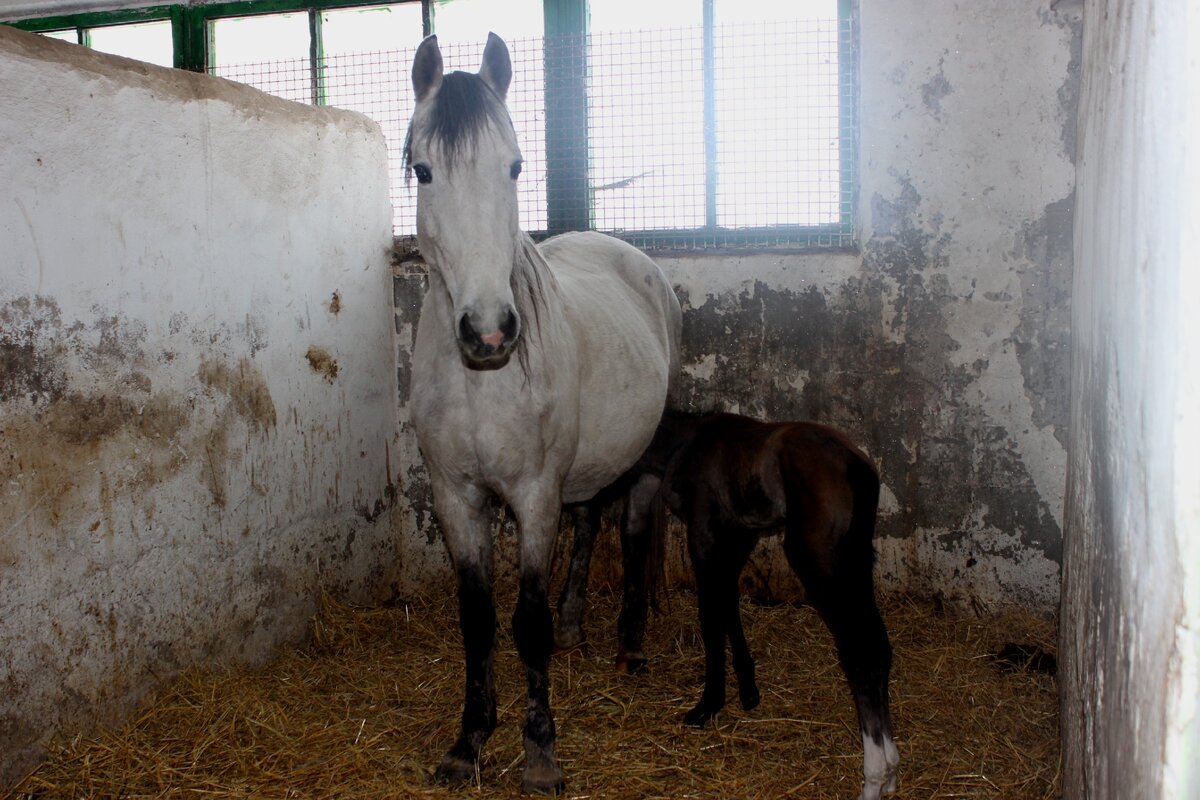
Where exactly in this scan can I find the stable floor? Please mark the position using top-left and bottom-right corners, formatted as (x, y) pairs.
(14, 590), (1059, 799)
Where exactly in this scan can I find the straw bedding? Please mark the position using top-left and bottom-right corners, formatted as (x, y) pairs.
(11, 588), (1059, 799)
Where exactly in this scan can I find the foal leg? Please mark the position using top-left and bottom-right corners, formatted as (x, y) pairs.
(429, 481), (497, 786)
(684, 522), (750, 726)
(684, 559), (729, 726)
(725, 542), (761, 712)
(554, 502), (601, 653)
(784, 521), (898, 800)
(616, 472), (661, 674)
(512, 488), (567, 794)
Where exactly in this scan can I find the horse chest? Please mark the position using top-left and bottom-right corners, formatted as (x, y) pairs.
(413, 369), (572, 486)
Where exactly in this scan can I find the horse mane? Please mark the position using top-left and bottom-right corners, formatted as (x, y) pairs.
(402, 71), (515, 180)
(510, 234), (553, 378)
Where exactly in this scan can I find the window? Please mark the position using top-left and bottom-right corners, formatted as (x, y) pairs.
(6, 0), (856, 248)
(89, 20), (174, 66)
(581, 0), (851, 246)
(21, 12), (175, 67)
(40, 29), (79, 42)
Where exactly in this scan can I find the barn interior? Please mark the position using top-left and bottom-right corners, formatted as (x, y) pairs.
(1, 1), (1196, 798)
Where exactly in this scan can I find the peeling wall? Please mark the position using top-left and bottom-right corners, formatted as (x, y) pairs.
(0, 27), (397, 786)
(391, 0), (1079, 617)
(1061, 0), (1200, 797)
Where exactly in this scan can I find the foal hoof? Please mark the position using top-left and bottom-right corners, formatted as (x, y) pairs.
(614, 650), (649, 675)
(683, 703), (719, 727)
(433, 753), (476, 786)
(740, 684), (761, 712)
(884, 769), (899, 793)
(553, 623), (587, 653)
(521, 764), (565, 795)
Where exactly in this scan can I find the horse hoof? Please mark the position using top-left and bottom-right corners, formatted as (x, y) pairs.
(521, 764), (565, 795)
(740, 685), (761, 712)
(553, 638), (589, 657)
(433, 754), (476, 786)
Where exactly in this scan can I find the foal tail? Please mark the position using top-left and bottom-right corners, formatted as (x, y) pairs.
(644, 475), (670, 613)
(847, 455), (882, 561)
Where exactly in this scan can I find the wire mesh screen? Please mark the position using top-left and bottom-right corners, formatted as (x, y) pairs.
(715, 20), (843, 230)
(587, 26), (707, 234)
(211, 39), (548, 237)
(210, 17), (855, 249)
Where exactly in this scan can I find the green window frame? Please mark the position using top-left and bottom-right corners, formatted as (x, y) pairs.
(6, 0), (858, 250)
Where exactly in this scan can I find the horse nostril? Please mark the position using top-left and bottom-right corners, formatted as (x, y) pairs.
(458, 313), (479, 346)
(457, 307), (517, 361)
(500, 307), (519, 340)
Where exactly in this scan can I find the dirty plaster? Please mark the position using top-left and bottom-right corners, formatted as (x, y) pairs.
(0, 26), (397, 788)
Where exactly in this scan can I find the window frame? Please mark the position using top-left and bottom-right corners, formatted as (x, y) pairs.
(6, 0), (858, 251)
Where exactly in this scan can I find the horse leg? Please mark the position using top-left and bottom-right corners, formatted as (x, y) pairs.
(554, 502), (600, 653)
(512, 488), (567, 794)
(616, 472), (661, 674)
(429, 480), (497, 786)
(783, 512), (898, 799)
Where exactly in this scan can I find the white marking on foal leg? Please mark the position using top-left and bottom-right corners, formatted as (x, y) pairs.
(883, 732), (899, 792)
(858, 731), (899, 800)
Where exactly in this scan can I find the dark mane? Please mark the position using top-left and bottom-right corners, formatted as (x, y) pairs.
(402, 71), (513, 177)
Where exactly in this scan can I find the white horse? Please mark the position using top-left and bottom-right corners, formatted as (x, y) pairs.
(406, 33), (682, 793)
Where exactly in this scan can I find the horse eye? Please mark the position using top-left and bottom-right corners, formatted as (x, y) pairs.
(510, 160), (523, 180)
(412, 164), (432, 184)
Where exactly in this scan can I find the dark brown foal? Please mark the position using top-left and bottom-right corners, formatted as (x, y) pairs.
(650, 410), (899, 800)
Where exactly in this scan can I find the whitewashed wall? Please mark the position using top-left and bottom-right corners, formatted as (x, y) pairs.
(1061, 1), (1200, 797)
(0, 26), (397, 785)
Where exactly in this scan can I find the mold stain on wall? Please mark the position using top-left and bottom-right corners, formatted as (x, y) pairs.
(305, 345), (339, 383)
(1, 296), (396, 782)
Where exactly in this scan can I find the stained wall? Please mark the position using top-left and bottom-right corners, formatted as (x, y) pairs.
(392, 0), (1080, 616)
(0, 26), (397, 785)
(1060, 0), (1200, 797)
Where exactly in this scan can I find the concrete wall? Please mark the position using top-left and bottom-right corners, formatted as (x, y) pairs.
(1060, 1), (1200, 797)
(393, 0), (1079, 614)
(0, 27), (397, 786)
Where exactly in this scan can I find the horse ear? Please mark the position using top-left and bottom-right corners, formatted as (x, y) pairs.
(479, 32), (512, 100)
(412, 35), (443, 102)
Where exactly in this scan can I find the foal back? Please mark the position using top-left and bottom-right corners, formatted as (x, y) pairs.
(663, 415), (877, 539)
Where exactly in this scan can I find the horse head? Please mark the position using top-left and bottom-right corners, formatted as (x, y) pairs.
(406, 33), (524, 370)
